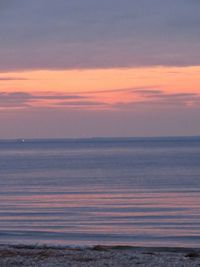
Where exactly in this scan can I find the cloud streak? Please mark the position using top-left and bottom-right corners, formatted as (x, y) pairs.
(115, 90), (200, 109)
(0, 92), (88, 109)
(1, 89), (200, 110)
(0, 77), (28, 81)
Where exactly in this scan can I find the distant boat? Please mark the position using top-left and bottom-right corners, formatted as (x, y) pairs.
(21, 139), (25, 143)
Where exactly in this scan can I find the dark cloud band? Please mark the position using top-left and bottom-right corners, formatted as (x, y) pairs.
(0, 0), (200, 71)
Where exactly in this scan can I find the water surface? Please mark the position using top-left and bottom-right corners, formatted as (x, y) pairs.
(0, 137), (200, 247)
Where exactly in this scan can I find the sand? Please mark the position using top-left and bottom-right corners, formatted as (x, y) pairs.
(0, 245), (200, 267)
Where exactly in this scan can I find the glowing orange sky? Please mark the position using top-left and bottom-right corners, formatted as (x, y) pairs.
(0, 66), (200, 110)
(1, 66), (200, 93)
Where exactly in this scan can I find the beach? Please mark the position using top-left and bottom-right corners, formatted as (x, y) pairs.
(1, 245), (200, 267)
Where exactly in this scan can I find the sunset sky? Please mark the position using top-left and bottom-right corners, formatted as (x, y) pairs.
(0, 0), (200, 138)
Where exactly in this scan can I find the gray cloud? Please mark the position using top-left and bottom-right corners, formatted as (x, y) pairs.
(133, 89), (163, 95)
(0, 92), (29, 108)
(56, 100), (107, 108)
(116, 90), (200, 109)
(0, 0), (200, 71)
(57, 101), (105, 106)
(1, 89), (200, 110)
(83, 87), (159, 95)
(0, 92), (87, 108)
(0, 77), (28, 81)
(0, 91), (111, 110)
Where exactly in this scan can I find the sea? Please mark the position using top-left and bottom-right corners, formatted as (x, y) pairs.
(0, 137), (200, 248)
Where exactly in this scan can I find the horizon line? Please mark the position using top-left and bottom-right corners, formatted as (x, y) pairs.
(0, 135), (200, 142)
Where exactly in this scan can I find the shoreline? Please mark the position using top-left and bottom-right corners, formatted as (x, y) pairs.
(1, 244), (200, 266)
(1, 243), (200, 252)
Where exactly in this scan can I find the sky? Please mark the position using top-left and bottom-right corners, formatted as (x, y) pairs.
(0, 0), (200, 138)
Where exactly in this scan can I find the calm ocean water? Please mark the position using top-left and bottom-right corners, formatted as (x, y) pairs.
(0, 137), (200, 247)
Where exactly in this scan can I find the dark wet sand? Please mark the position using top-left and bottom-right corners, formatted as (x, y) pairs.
(0, 245), (200, 266)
